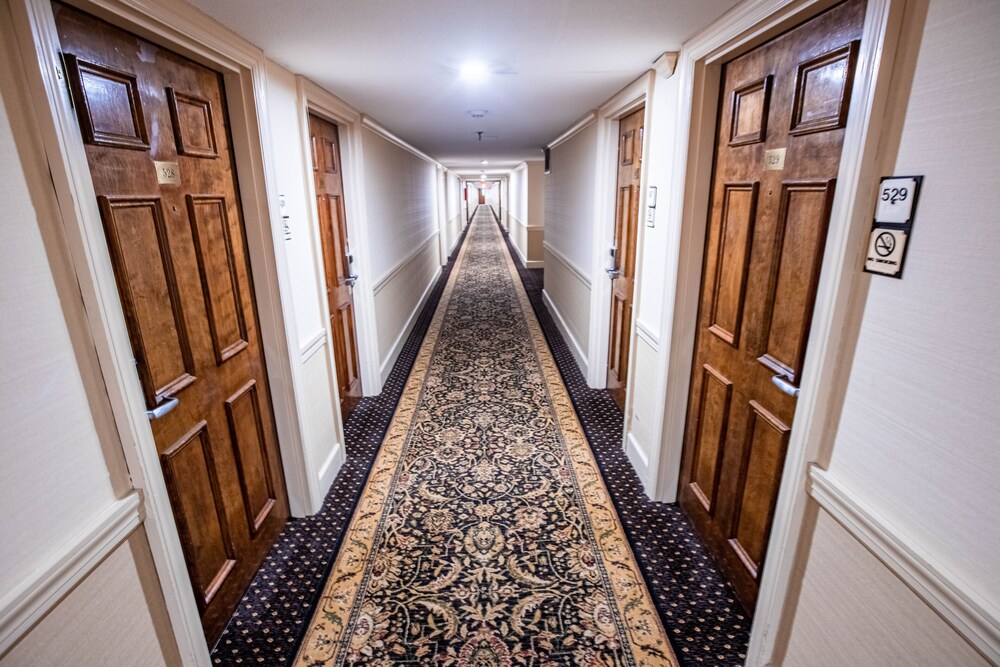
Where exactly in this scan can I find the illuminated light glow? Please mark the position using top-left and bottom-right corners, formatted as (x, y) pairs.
(459, 60), (490, 82)
(480, 160), (489, 165)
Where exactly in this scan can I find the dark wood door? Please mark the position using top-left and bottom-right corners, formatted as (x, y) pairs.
(54, 3), (289, 642)
(607, 106), (644, 410)
(308, 113), (362, 418)
(678, 0), (863, 612)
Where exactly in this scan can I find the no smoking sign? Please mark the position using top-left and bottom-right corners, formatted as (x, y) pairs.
(863, 175), (922, 279)
(865, 228), (907, 277)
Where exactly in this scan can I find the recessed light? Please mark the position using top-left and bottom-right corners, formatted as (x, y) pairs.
(480, 160), (489, 165)
(460, 61), (489, 82)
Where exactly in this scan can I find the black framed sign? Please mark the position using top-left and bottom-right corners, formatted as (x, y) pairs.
(864, 175), (923, 279)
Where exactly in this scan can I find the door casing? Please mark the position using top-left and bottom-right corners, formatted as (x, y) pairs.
(8, 0), (320, 663)
(640, 0), (909, 664)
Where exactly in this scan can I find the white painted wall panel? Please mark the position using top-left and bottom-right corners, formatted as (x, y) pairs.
(544, 122), (598, 272)
(826, 0), (1000, 602)
(782, 511), (988, 666)
(542, 247), (591, 368)
(0, 40), (120, 599)
(361, 127), (438, 282)
(3, 531), (180, 666)
(374, 237), (441, 377)
(263, 62), (325, 351)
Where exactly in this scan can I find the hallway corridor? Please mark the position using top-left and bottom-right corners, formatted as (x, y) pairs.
(212, 208), (749, 665)
(3, 0), (998, 664)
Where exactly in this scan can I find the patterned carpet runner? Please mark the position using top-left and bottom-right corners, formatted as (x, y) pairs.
(296, 211), (676, 666)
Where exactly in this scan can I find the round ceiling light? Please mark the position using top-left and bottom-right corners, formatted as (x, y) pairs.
(460, 61), (489, 82)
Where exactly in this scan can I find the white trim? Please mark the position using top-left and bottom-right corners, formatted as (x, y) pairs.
(653, 51), (679, 78)
(542, 289), (589, 378)
(809, 466), (1000, 664)
(507, 214), (544, 269)
(317, 442), (346, 496)
(373, 233), (440, 295)
(587, 70), (655, 390)
(360, 115), (442, 167)
(0, 492), (142, 655)
(299, 330), (327, 362)
(634, 320), (659, 350)
(379, 265), (443, 385)
(543, 241), (592, 288)
(631, 0), (911, 664)
(297, 76), (381, 397)
(624, 432), (650, 486)
(546, 111), (597, 150)
(7, 0), (313, 661)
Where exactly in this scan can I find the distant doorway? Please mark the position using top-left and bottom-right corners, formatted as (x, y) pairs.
(309, 113), (362, 419)
(606, 106), (644, 411)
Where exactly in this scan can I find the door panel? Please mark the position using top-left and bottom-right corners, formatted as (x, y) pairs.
(606, 107), (643, 410)
(309, 114), (362, 418)
(55, 2), (289, 642)
(678, 0), (864, 611)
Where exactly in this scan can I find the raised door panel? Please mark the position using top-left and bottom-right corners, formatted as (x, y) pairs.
(334, 302), (361, 397)
(708, 183), (759, 347)
(97, 196), (195, 404)
(729, 76), (772, 146)
(321, 137), (338, 174)
(689, 365), (734, 513)
(167, 87), (219, 158)
(330, 195), (350, 283)
(225, 380), (276, 536)
(64, 55), (149, 150)
(790, 42), (859, 136)
(728, 401), (790, 579)
(757, 181), (836, 380)
(160, 422), (236, 609)
(187, 195), (249, 364)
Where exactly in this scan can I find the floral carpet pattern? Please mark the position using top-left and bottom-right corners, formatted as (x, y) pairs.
(295, 216), (676, 665)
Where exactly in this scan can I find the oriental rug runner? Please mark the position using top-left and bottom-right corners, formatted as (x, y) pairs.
(295, 213), (676, 666)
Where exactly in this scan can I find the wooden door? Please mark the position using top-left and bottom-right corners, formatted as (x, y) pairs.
(478, 187), (486, 206)
(308, 113), (362, 418)
(678, 0), (864, 611)
(54, 3), (289, 642)
(607, 106), (644, 410)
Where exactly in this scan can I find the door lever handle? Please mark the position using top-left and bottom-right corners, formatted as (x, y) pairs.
(345, 274), (359, 287)
(147, 395), (179, 420)
(771, 375), (800, 398)
(606, 268), (622, 279)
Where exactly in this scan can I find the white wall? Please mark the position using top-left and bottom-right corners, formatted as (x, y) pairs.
(263, 62), (343, 512)
(0, 6), (177, 660)
(442, 171), (465, 258)
(542, 121), (599, 374)
(361, 127), (441, 382)
(781, 0), (1000, 662)
(506, 162), (545, 269)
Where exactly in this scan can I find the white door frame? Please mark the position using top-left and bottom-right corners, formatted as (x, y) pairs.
(642, 0), (908, 663)
(8, 0), (319, 662)
(296, 77), (382, 402)
(586, 70), (655, 394)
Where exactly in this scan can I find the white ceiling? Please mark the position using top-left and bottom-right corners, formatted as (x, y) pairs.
(187, 0), (740, 171)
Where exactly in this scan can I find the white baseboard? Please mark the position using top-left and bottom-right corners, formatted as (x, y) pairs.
(809, 465), (1000, 663)
(542, 288), (588, 378)
(379, 266), (442, 385)
(0, 492), (143, 654)
(625, 431), (651, 493)
(317, 442), (344, 498)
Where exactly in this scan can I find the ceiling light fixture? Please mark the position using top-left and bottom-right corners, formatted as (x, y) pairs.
(480, 160), (489, 165)
(460, 60), (489, 82)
